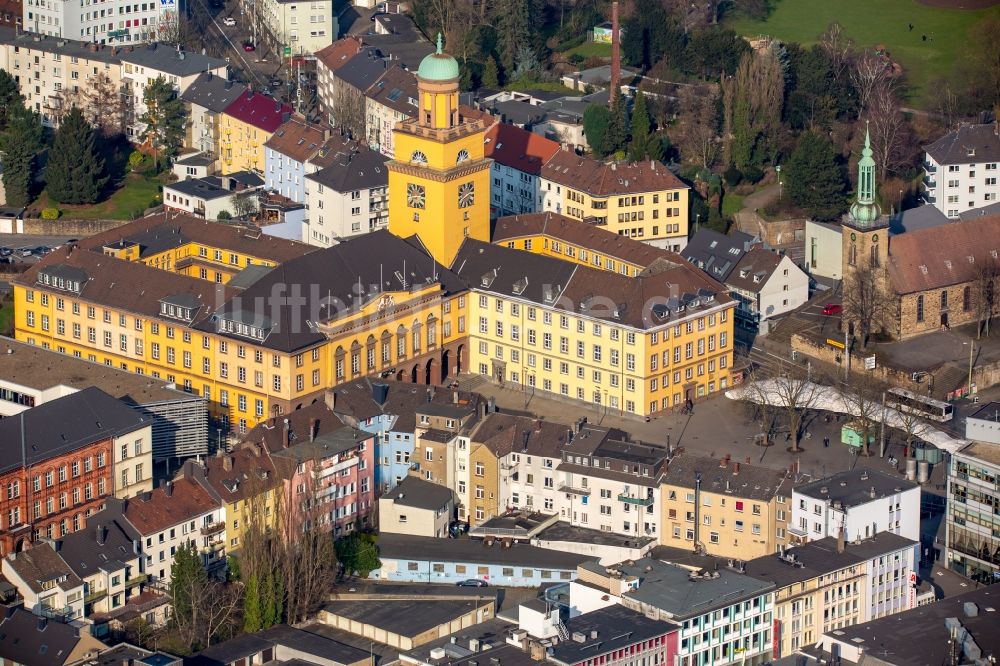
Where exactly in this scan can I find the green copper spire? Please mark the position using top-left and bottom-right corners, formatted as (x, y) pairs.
(436, 32), (443, 54)
(849, 123), (882, 227)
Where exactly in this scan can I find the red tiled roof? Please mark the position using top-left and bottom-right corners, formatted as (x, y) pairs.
(541, 150), (688, 195)
(122, 477), (219, 535)
(264, 116), (330, 163)
(315, 37), (364, 73)
(887, 215), (1000, 294)
(223, 91), (294, 133)
(484, 123), (560, 176)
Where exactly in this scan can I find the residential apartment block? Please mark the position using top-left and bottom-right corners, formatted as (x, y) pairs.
(923, 123), (1000, 218)
(22, 0), (176, 46)
(791, 469), (920, 544)
(0, 388), (151, 555)
(540, 150), (691, 251)
(219, 90), (294, 174)
(303, 148), (389, 247)
(659, 454), (792, 559)
(0, 30), (123, 127)
(485, 123), (560, 217)
(181, 72), (247, 157)
(365, 64), (418, 158)
(746, 532), (918, 659)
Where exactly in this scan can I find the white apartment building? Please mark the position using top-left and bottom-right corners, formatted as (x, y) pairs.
(121, 44), (228, 139)
(364, 65), (417, 158)
(484, 122), (559, 217)
(119, 478), (227, 583)
(302, 148), (388, 247)
(923, 123), (1000, 218)
(112, 422), (153, 499)
(23, 0), (175, 45)
(181, 72), (247, 157)
(2, 546), (85, 621)
(0, 32), (123, 127)
(726, 249), (810, 333)
(946, 441), (1000, 584)
(861, 536), (919, 621)
(256, 0), (337, 61)
(790, 468), (921, 544)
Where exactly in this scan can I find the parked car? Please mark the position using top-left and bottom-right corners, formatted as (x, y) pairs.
(448, 521), (469, 537)
(33, 246), (51, 256)
(455, 579), (488, 587)
(222, 16), (236, 26)
(0, 247), (12, 257)
(243, 42), (255, 51)
(822, 303), (842, 316)
(270, 78), (284, 88)
(18, 247), (33, 257)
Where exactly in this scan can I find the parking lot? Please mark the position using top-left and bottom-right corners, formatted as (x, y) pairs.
(0, 234), (78, 265)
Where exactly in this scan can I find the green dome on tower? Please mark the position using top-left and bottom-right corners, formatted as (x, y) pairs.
(417, 34), (460, 82)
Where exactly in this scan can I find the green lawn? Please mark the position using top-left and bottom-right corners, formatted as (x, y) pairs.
(726, 0), (999, 106)
(722, 193), (745, 218)
(41, 171), (165, 220)
(564, 41), (612, 59)
(504, 80), (580, 94)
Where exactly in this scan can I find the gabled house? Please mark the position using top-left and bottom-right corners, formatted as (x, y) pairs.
(1, 545), (84, 621)
(55, 515), (144, 618)
(162, 171), (264, 220)
(0, 605), (105, 665)
(302, 148), (389, 247)
(219, 91), (293, 174)
(181, 72), (247, 157)
(726, 248), (809, 333)
(264, 117), (330, 203)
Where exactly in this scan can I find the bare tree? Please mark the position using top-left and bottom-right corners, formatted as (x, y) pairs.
(866, 81), (908, 180)
(740, 365), (781, 446)
(49, 87), (83, 126)
(199, 581), (241, 647)
(819, 22), (854, 81)
(851, 49), (890, 114)
(83, 73), (127, 136)
(974, 257), (1000, 338)
(743, 361), (821, 452)
(895, 406), (927, 458)
(842, 375), (885, 457)
(842, 263), (893, 348)
(231, 188), (261, 220)
(674, 84), (721, 169)
(330, 86), (366, 140)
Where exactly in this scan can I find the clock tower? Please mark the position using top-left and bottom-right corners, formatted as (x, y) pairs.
(387, 35), (492, 267)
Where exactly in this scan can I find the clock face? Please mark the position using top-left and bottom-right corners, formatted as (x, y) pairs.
(458, 182), (475, 208)
(407, 183), (425, 209)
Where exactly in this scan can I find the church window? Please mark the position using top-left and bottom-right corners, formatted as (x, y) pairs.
(963, 286), (971, 312)
(940, 290), (948, 309)
(848, 243), (857, 267)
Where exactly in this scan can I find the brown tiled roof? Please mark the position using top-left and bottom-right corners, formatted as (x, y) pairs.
(541, 150), (688, 195)
(726, 247), (783, 294)
(460, 105), (494, 126)
(661, 452), (790, 501)
(265, 117), (330, 163)
(887, 215), (1000, 294)
(365, 65), (419, 117)
(78, 212), (314, 264)
(493, 211), (683, 268)
(243, 402), (347, 454)
(484, 123), (560, 176)
(308, 134), (363, 169)
(315, 37), (364, 73)
(453, 239), (731, 330)
(330, 379), (482, 433)
(471, 412), (576, 458)
(191, 447), (280, 504)
(13, 246), (237, 323)
(122, 477), (219, 535)
(5, 544), (82, 594)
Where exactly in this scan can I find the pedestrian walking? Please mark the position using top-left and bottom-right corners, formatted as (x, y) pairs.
(823, 436), (830, 448)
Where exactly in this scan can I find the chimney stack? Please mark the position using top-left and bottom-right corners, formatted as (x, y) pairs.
(223, 455), (234, 471)
(283, 418), (291, 449)
(95, 524), (105, 546)
(610, 0), (621, 103)
(165, 481), (173, 497)
(837, 524), (845, 554)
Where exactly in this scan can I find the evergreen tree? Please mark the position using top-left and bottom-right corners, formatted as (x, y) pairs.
(604, 93), (629, 156)
(784, 132), (847, 221)
(334, 532), (381, 577)
(260, 573), (277, 628)
(628, 92), (650, 161)
(0, 107), (44, 208)
(582, 104), (610, 157)
(243, 575), (262, 633)
(496, 0), (531, 73)
(169, 543), (207, 630)
(140, 76), (186, 170)
(46, 108), (108, 205)
(0, 70), (23, 130)
(482, 56), (500, 89)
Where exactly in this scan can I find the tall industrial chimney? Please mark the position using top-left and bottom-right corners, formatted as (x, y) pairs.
(610, 0), (620, 105)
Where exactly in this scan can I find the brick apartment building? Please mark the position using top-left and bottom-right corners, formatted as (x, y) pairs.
(0, 387), (150, 554)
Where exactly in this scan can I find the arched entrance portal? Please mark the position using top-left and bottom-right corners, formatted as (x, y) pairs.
(425, 357), (439, 385)
(410, 364), (419, 384)
(441, 349), (451, 384)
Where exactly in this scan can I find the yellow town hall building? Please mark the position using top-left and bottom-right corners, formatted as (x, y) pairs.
(11, 39), (736, 432)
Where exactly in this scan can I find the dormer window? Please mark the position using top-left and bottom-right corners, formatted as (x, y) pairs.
(968, 147), (976, 157)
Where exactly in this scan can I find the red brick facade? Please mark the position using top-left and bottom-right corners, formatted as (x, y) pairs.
(0, 437), (113, 555)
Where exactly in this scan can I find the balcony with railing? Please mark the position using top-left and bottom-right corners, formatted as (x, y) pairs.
(124, 573), (147, 589)
(618, 492), (654, 507)
(201, 521), (225, 536)
(559, 483), (590, 496)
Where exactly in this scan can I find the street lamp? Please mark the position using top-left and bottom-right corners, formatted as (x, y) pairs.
(776, 165), (782, 200)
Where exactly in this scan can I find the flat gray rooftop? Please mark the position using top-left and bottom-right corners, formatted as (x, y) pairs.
(323, 597), (492, 637)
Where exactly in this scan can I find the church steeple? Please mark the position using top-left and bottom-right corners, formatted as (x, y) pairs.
(847, 124), (884, 229)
